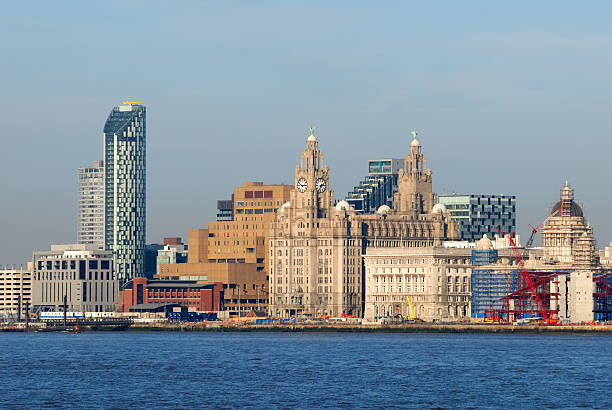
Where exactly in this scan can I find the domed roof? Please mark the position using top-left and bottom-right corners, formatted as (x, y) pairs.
(476, 234), (493, 250)
(411, 138), (420, 147)
(551, 200), (583, 217)
(432, 203), (447, 214)
(307, 134), (317, 142)
(335, 200), (350, 211)
(376, 205), (391, 215)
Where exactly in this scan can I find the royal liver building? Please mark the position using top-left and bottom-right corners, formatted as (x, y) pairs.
(269, 130), (458, 318)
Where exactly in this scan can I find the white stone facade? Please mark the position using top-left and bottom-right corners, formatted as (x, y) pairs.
(363, 247), (472, 322)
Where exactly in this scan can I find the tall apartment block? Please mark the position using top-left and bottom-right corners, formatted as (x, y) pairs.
(345, 158), (403, 214)
(77, 160), (105, 247)
(104, 103), (146, 283)
(437, 194), (516, 242)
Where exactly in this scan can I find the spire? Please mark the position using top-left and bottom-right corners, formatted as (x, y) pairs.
(561, 181), (574, 202)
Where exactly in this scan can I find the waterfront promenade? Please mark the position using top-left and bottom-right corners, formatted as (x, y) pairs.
(127, 322), (612, 334)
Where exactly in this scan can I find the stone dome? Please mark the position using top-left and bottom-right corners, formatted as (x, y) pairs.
(551, 200), (583, 217)
(376, 205), (391, 215)
(411, 138), (420, 147)
(335, 200), (350, 211)
(307, 134), (317, 142)
(432, 203), (447, 214)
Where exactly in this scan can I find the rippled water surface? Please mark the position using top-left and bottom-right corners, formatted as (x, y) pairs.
(1, 331), (611, 408)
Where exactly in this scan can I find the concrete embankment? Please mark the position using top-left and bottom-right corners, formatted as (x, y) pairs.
(128, 323), (612, 334)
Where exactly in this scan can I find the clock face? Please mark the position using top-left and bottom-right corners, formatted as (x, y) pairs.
(297, 178), (308, 193)
(316, 178), (327, 193)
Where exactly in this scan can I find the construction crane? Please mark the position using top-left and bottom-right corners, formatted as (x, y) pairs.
(122, 100), (143, 105)
(405, 296), (416, 321)
(525, 202), (566, 248)
(496, 227), (557, 324)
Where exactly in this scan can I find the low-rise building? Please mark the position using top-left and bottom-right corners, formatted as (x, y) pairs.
(0, 265), (32, 319)
(31, 244), (117, 313)
(122, 278), (223, 312)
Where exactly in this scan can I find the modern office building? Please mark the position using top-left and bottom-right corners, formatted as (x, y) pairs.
(159, 182), (293, 316)
(156, 238), (188, 275)
(31, 244), (117, 313)
(437, 194), (516, 242)
(103, 102), (146, 283)
(216, 199), (233, 221)
(0, 266), (32, 319)
(345, 158), (403, 214)
(77, 160), (105, 247)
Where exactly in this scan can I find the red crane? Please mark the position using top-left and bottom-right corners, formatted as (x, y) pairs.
(525, 203), (566, 248)
(495, 227), (558, 324)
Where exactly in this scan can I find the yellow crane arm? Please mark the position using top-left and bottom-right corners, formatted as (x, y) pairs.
(406, 296), (416, 320)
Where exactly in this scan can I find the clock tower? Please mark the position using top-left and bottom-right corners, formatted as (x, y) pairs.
(293, 128), (334, 218)
(269, 128), (363, 318)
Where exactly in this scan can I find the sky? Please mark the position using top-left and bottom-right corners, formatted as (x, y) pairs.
(1, 1), (611, 265)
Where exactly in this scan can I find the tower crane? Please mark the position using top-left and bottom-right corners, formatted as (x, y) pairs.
(122, 100), (143, 105)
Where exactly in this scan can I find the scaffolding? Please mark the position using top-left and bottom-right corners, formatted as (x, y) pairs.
(594, 273), (612, 321)
(471, 269), (518, 318)
(472, 250), (498, 266)
(487, 271), (561, 322)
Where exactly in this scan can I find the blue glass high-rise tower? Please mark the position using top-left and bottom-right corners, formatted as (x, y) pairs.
(103, 103), (146, 283)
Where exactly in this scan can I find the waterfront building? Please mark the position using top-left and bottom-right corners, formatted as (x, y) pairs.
(363, 246), (473, 321)
(104, 102), (146, 282)
(0, 266), (32, 319)
(31, 244), (117, 313)
(77, 160), (105, 247)
(470, 183), (611, 323)
(208, 182), (293, 273)
(158, 228), (270, 314)
(345, 158), (403, 214)
(268, 131), (459, 318)
(156, 238), (188, 275)
(437, 194), (516, 242)
(122, 278), (223, 312)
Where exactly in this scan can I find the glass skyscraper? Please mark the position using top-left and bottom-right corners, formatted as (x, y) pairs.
(103, 103), (146, 283)
(345, 158), (403, 214)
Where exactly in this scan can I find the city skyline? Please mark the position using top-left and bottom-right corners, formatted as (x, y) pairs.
(1, 1), (611, 264)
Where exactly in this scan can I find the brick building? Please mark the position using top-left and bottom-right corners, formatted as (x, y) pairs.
(122, 278), (223, 312)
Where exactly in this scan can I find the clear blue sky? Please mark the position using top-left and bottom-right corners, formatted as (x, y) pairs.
(1, 1), (611, 265)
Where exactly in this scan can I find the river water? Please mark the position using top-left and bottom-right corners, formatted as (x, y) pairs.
(1, 331), (610, 408)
